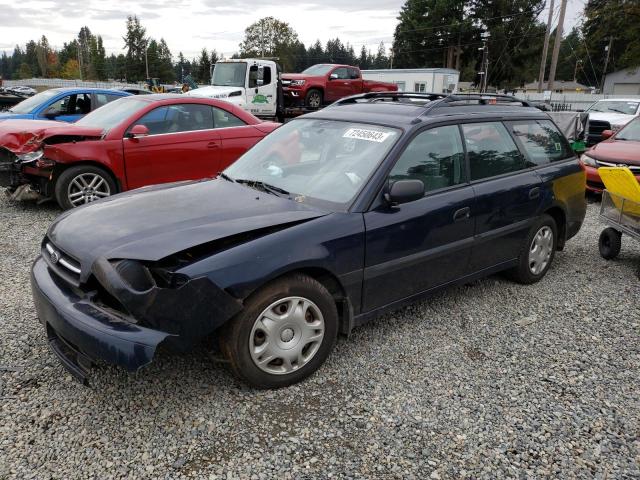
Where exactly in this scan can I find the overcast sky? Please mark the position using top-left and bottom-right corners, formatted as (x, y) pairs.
(0, 0), (584, 61)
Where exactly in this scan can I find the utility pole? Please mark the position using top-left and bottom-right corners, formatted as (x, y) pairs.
(538, 0), (555, 92)
(547, 0), (567, 91)
(144, 40), (149, 79)
(77, 45), (83, 81)
(478, 32), (490, 93)
(600, 37), (613, 94)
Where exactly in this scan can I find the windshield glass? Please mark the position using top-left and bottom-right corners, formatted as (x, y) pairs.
(224, 119), (401, 209)
(616, 117), (640, 141)
(75, 97), (149, 130)
(8, 89), (59, 114)
(588, 101), (640, 115)
(212, 63), (247, 87)
(302, 65), (333, 76)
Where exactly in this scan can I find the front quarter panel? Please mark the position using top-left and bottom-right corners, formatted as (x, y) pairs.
(178, 212), (365, 314)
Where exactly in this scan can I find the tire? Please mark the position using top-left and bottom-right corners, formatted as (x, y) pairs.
(54, 165), (117, 210)
(508, 214), (558, 284)
(220, 274), (338, 388)
(599, 227), (622, 260)
(305, 89), (323, 109)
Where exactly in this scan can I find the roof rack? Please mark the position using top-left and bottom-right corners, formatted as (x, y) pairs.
(332, 92), (449, 106)
(332, 91), (532, 109)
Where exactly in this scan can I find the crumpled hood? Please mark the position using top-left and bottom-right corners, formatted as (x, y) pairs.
(588, 111), (636, 126)
(186, 85), (244, 99)
(47, 179), (328, 281)
(588, 139), (640, 164)
(0, 119), (103, 153)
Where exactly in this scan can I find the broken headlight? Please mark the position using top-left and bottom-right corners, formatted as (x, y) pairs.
(16, 149), (44, 163)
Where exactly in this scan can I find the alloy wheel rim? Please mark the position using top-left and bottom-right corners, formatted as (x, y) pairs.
(528, 226), (553, 275)
(67, 173), (111, 207)
(309, 93), (320, 108)
(249, 296), (325, 375)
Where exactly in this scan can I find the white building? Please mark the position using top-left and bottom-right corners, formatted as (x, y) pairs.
(603, 67), (640, 95)
(361, 68), (460, 94)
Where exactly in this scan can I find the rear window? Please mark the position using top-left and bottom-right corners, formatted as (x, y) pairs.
(507, 120), (573, 165)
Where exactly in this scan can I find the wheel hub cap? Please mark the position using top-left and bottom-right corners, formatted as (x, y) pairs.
(67, 173), (111, 207)
(528, 226), (553, 275)
(249, 296), (325, 375)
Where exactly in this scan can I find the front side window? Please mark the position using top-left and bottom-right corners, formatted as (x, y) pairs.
(225, 119), (401, 209)
(390, 125), (465, 193)
(462, 122), (527, 181)
(508, 120), (573, 165)
(332, 68), (349, 80)
(348, 68), (360, 80)
(130, 104), (214, 135)
(45, 93), (91, 116)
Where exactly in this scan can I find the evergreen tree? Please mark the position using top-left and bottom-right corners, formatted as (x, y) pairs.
(123, 15), (147, 81)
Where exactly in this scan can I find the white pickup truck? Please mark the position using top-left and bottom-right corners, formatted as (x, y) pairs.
(585, 98), (640, 145)
(186, 59), (284, 121)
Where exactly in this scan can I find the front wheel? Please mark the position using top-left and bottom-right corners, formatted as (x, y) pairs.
(220, 274), (338, 388)
(305, 89), (323, 109)
(508, 214), (557, 284)
(54, 165), (116, 210)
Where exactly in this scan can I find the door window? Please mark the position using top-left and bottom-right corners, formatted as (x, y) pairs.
(259, 66), (272, 86)
(348, 68), (360, 79)
(462, 122), (527, 181)
(45, 93), (91, 116)
(130, 104), (214, 135)
(94, 93), (123, 108)
(248, 65), (259, 88)
(212, 107), (246, 128)
(332, 67), (349, 79)
(507, 120), (573, 165)
(389, 125), (466, 193)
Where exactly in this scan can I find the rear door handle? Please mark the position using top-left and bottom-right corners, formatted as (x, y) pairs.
(529, 187), (541, 200)
(453, 207), (471, 222)
(207, 141), (219, 149)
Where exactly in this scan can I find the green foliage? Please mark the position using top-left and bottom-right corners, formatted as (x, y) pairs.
(239, 17), (300, 71)
(123, 15), (147, 81)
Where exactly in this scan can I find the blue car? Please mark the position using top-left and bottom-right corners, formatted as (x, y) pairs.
(31, 93), (587, 388)
(0, 88), (131, 122)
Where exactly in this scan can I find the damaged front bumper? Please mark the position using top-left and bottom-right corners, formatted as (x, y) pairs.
(31, 255), (242, 384)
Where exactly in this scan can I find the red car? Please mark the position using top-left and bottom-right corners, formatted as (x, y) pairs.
(282, 64), (398, 109)
(0, 94), (279, 209)
(581, 117), (640, 192)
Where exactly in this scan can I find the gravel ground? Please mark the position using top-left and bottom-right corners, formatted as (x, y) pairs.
(0, 194), (639, 479)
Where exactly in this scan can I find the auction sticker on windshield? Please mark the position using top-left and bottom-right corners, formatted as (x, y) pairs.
(343, 128), (392, 143)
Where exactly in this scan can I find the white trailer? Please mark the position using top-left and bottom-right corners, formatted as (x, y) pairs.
(361, 68), (460, 94)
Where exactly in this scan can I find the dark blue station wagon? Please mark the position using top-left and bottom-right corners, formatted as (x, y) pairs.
(31, 93), (587, 388)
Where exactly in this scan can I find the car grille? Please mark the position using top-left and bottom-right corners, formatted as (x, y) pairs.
(281, 79), (292, 86)
(596, 160), (640, 174)
(588, 120), (611, 136)
(42, 239), (82, 286)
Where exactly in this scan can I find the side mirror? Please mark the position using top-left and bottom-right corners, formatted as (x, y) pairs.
(329, 73), (338, 80)
(385, 179), (424, 206)
(127, 124), (150, 139)
(575, 108), (584, 113)
(601, 129), (614, 140)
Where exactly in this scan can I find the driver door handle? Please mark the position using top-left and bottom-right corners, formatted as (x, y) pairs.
(207, 141), (219, 149)
(453, 207), (471, 222)
(529, 187), (541, 200)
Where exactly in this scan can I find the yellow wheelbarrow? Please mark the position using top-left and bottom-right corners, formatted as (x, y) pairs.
(598, 167), (640, 276)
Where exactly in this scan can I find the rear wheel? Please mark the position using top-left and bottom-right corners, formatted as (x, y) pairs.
(305, 89), (323, 109)
(508, 214), (557, 284)
(220, 274), (338, 388)
(599, 227), (622, 259)
(54, 165), (116, 210)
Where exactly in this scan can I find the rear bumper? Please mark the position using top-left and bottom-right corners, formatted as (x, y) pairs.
(31, 256), (171, 381)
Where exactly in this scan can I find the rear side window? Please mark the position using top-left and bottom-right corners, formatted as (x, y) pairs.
(212, 107), (246, 128)
(462, 122), (527, 181)
(507, 120), (573, 165)
(94, 93), (124, 108)
(390, 125), (466, 193)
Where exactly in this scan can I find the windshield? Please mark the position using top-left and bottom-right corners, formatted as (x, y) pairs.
(616, 117), (640, 141)
(224, 119), (401, 209)
(212, 63), (247, 87)
(588, 101), (640, 115)
(75, 97), (149, 130)
(8, 89), (59, 114)
(302, 65), (334, 76)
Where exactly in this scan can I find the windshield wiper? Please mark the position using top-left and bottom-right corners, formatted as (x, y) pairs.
(235, 178), (291, 197)
(218, 172), (235, 182)
(607, 108), (629, 115)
